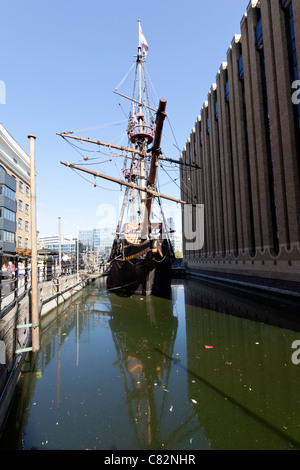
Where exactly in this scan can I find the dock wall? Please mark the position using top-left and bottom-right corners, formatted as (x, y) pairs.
(0, 273), (89, 436)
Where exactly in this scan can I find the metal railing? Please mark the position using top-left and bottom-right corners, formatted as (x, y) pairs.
(0, 252), (31, 319)
(0, 251), (103, 318)
(37, 258), (78, 282)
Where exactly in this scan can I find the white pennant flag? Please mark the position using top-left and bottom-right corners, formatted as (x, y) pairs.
(139, 21), (149, 57)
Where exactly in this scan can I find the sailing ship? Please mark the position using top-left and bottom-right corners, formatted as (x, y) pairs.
(58, 21), (197, 296)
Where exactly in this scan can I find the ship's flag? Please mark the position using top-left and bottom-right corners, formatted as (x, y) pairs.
(139, 22), (149, 57)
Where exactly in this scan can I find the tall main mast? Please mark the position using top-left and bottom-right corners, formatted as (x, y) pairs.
(138, 19), (143, 115)
(137, 20), (146, 228)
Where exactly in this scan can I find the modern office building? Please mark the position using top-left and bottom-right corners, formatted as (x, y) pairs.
(78, 229), (100, 253)
(181, 0), (300, 284)
(0, 123), (31, 254)
(39, 234), (77, 256)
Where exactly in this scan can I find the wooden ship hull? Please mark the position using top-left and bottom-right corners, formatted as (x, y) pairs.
(107, 235), (172, 296)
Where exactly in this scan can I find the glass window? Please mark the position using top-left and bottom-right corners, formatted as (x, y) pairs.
(0, 184), (16, 201)
(256, 18), (263, 49)
(0, 230), (15, 243)
(225, 81), (229, 101)
(26, 186), (29, 197)
(18, 199), (23, 211)
(238, 54), (244, 79)
(19, 181), (23, 192)
(199, 122), (202, 146)
(0, 207), (15, 222)
(18, 218), (22, 229)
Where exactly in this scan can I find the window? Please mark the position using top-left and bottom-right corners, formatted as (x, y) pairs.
(18, 199), (23, 211)
(0, 207), (15, 222)
(256, 17), (263, 49)
(25, 238), (28, 249)
(19, 181), (23, 192)
(18, 218), (22, 229)
(0, 184), (16, 201)
(0, 230), (15, 243)
(25, 203), (29, 214)
(215, 101), (218, 120)
(26, 186), (29, 197)
(238, 54), (244, 80)
(25, 220), (29, 232)
(225, 81), (229, 101)
(18, 236), (22, 248)
(206, 117), (210, 134)
(199, 122), (202, 146)
(256, 34), (280, 255)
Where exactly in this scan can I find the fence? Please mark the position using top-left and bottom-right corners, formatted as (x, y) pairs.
(37, 258), (78, 282)
(0, 253), (85, 319)
(0, 252), (30, 319)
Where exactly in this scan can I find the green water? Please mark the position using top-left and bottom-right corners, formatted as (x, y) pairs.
(1, 278), (300, 450)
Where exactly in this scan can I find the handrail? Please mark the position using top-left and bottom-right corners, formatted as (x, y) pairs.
(0, 250), (98, 318)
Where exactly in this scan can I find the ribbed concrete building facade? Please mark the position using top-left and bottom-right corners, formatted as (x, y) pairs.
(181, 0), (300, 285)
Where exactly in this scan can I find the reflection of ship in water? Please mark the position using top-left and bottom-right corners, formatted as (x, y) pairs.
(108, 295), (178, 449)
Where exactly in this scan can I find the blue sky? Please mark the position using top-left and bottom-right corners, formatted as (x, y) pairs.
(0, 0), (248, 237)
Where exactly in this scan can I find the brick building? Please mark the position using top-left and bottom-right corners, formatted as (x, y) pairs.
(181, 0), (300, 285)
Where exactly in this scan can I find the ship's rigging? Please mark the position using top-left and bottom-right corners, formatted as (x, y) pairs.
(58, 20), (200, 295)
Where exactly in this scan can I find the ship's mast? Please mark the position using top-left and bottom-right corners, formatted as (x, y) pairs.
(137, 20), (146, 230)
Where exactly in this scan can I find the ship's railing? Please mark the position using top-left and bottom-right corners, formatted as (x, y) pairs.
(128, 124), (154, 144)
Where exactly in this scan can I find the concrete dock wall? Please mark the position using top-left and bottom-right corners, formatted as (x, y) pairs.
(0, 273), (88, 436)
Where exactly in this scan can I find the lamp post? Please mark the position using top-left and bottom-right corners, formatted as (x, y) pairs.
(28, 134), (39, 352)
(58, 217), (61, 277)
(77, 225), (79, 282)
